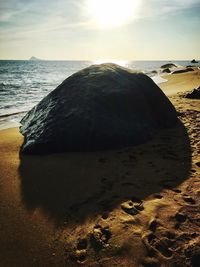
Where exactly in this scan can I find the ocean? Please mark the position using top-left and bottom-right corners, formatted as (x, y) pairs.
(0, 60), (198, 130)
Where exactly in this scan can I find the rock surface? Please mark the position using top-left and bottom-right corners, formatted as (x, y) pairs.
(161, 63), (177, 69)
(191, 59), (198, 63)
(20, 63), (178, 154)
(185, 86), (200, 99)
(162, 68), (171, 73)
(172, 68), (194, 74)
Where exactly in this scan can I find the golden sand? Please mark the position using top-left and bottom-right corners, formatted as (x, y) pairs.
(0, 69), (200, 266)
(160, 67), (200, 95)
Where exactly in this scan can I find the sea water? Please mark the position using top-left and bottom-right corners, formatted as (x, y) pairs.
(0, 60), (197, 129)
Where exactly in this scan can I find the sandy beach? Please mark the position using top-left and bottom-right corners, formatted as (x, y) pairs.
(161, 68), (200, 96)
(0, 69), (200, 266)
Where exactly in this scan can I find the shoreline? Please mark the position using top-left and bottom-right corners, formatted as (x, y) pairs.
(160, 68), (200, 95)
(0, 68), (199, 131)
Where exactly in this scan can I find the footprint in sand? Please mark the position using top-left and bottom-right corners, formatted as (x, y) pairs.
(77, 238), (88, 250)
(121, 201), (139, 215)
(101, 211), (109, 220)
(175, 211), (187, 223)
(69, 238), (88, 264)
(153, 194), (163, 199)
(195, 161), (200, 167)
(142, 232), (174, 259)
(72, 225), (112, 262)
(90, 224), (112, 251)
(148, 218), (161, 232)
(164, 231), (176, 240)
(171, 188), (182, 194)
(121, 198), (144, 215)
(183, 196), (196, 205)
(70, 250), (87, 264)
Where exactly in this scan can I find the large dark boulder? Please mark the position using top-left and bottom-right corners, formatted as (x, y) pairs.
(20, 63), (178, 154)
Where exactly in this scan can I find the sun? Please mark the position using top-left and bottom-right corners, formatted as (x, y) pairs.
(86, 0), (140, 28)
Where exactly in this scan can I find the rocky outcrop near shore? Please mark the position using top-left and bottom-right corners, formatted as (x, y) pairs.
(162, 68), (171, 73)
(191, 59), (198, 63)
(20, 63), (178, 154)
(172, 68), (194, 74)
(185, 86), (200, 99)
(161, 63), (177, 69)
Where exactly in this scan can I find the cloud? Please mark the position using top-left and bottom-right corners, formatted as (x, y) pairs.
(0, 0), (199, 59)
(0, 0), (87, 42)
(0, 0), (199, 34)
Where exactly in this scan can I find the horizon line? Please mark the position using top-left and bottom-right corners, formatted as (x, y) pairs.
(0, 58), (199, 61)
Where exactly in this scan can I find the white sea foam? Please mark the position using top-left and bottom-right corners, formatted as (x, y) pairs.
(152, 75), (168, 84)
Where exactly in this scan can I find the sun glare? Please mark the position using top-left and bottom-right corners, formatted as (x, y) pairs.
(86, 0), (140, 28)
(93, 60), (128, 67)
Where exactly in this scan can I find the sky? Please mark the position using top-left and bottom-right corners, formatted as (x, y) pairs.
(0, 0), (199, 60)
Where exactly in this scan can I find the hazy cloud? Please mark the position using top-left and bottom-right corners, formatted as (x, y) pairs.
(0, 0), (199, 59)
(0, 0), (199, 32)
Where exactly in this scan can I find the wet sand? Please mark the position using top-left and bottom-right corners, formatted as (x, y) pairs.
(0, 69), (200, 266)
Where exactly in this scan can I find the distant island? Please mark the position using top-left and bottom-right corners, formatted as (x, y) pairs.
(29, 56), (42, 61)
(191, 59), (198, 63)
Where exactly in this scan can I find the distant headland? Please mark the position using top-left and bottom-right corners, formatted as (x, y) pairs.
(29, 56), (43, 61)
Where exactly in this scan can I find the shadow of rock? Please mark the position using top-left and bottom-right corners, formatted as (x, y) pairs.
(18, 121), (191, 226)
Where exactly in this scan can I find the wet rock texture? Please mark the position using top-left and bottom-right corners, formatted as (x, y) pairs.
(20, 63), (178, 154)
(160, 63), (177, 69)
(172, 68), (194, 74)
